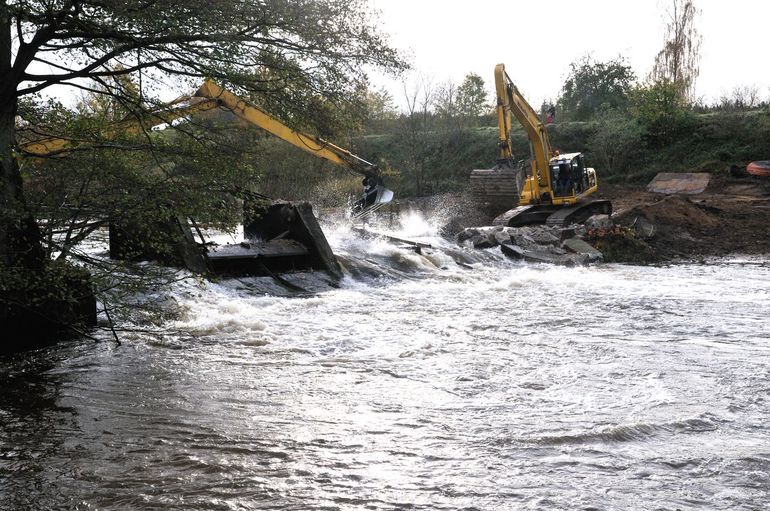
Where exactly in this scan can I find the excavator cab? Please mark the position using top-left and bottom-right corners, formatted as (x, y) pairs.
(550, 152), (589, 197)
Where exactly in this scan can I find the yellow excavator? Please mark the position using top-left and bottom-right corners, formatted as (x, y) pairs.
(471, 64), (611, 226)
(18, 80), (393, 219)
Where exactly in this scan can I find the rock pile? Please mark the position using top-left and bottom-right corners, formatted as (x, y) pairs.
(456, 219), (605, 265)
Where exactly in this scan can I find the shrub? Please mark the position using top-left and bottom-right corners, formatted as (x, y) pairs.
(630, 80), (694, 146)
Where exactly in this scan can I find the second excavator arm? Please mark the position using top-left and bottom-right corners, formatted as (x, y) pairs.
(494, 63), (556, 203)
(194, 80), (392, 218)
(19, 80), (392, 219)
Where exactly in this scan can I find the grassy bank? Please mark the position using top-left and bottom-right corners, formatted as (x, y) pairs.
(349, 109), (770, 198)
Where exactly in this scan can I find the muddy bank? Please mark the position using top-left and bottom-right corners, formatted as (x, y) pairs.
(597, 173), (770, 260)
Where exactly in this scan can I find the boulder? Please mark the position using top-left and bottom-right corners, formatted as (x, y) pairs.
(563, 237), (604, 263)
(527, 228), (560, 246)
(585, 214), (613, 230)
(494, 230), (514, 246)
(472, 235), (497, 249)
(510, 232), (537, 250)
(519, 249), (581, 266)
(630, 216), (656, 239)
(455, 227), (480, 244)
(500, 244), (525, 259)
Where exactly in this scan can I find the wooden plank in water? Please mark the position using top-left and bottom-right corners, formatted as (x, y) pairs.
(207, 239), (309, 260)
(351, 227), (433, 248)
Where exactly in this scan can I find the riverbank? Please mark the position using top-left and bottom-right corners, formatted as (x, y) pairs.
(597, 172), (770, 260)
(387, 170), (770, 263)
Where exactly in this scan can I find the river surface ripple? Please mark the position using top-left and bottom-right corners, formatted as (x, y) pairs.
(1, 221), (770, 510)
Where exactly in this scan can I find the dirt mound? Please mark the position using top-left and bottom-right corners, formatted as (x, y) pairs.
(615, 195), (720, 230)
(604, 176), (770, 259)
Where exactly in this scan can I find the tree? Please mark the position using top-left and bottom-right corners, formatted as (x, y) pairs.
(456, 73), (488, 121)
(630, 80), (692, 145)
(0, 1), (406, 343)
(556, 55), (637, 121)
(363, 87), (398, 133)
(650, 0), (701, 102)
(587, 106), (644, 176)
(397, 74), (437, 196)
(0, 0), (404, 270)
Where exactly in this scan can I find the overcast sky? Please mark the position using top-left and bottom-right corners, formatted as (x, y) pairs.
(368, 0), (765, 109)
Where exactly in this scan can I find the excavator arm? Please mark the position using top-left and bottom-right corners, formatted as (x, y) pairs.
(193, 80), (392, 218)
(494, 63), (555, 203)
(195, 81), (379, 180)
(18, 80), (392, 218)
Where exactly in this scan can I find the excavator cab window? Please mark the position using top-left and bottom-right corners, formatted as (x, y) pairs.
(551, 164), (561, 194)
(553, 161), (573, 196)
(573, 155), (587, 193)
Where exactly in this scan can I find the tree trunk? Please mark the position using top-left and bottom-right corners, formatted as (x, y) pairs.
(0, 104), (45, 269)
(0, 7), (45, 269)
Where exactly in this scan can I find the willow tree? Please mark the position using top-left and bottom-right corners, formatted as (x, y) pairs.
(0, 0), (404, 270)
(650, 0), (701, 102)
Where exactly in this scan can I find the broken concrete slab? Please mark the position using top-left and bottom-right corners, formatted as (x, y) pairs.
(109, 215), (207, 273)
(500, 244), (525, 259)
(647, 172), (711, 195)
(563, 237), (604, 263)
(110, 200), (341, 279)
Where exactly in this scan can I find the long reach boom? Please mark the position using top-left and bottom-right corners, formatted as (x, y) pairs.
(18, 80), (392, 219)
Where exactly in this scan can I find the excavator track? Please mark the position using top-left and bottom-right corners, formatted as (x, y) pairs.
(544, 199), (613, 227)
(493, 200), (612, 227)
(493, 205), (554, 227)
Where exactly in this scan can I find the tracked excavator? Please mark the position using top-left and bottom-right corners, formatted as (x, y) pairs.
(19, 80), (393, 220)
(470, 64), (611, 226)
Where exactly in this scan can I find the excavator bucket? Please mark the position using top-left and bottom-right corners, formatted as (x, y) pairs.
(470, 162), (528, 213)
(351, 183), (394, 220)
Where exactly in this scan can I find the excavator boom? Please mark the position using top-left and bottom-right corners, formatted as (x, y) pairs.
(19, 80), (392, 219)
(18, 97), (222, 157)
(494, 64), (554, 201)
(195, 81), (378, 180)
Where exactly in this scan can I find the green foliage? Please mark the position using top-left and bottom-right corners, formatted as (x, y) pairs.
(359, 126), (497, 197)
(630, 80), (693, 145)
(0, 259), (95, 348)
(363, 88), (399, 133)
(557, 56), (636, 121)
(456, 73), (489, 121)
(587, 107), (645, 176)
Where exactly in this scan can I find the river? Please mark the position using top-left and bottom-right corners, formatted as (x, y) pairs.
(1, 213), (769, 510)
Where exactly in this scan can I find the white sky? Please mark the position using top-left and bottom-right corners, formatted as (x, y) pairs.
(368, 0), (767, 109)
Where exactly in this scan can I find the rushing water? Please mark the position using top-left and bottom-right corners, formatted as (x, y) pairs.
(1, 213), (770, 510)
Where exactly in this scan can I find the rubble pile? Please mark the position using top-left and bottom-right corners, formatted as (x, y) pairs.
(456, 219), (605, 266)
